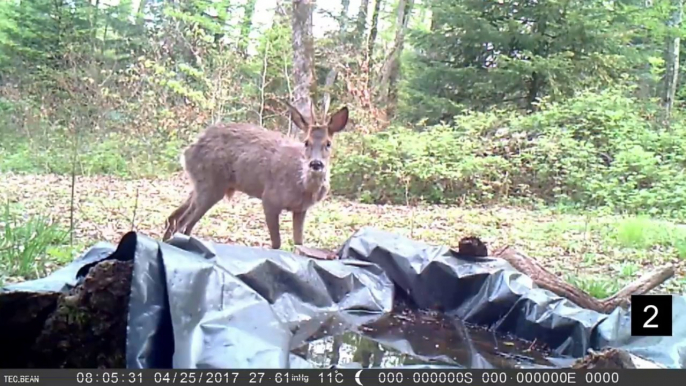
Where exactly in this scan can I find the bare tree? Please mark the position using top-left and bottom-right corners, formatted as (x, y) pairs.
(291, 0), (316, 133)
(365, 0), (382, 63)
(663, 0), (683, 118)
(377, 0), (414, 118)
(354, 0), (370, 44)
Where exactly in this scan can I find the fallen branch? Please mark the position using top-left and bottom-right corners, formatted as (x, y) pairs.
(493, 245), (674, 314)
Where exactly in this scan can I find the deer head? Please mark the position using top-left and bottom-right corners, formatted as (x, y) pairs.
(284, 101), (349, 180)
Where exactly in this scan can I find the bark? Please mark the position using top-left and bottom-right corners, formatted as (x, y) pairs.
(662, 0), (683, 118)
(291, 0), (317, 132)
(637, 0), (656, 100)
(238, 0), (257, 57)
(377, 0), (414, 118)
(493, 246), (674, 314)
(354, 0), (370, 44)
(339, 0), (351, 34)
(526, 71), (542, 112)
(365, 0), (382, 64)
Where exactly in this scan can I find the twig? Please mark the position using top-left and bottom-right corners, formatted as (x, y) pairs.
(283, 50), (294, 136)
(405, 177), (415, 239)
(69, 122), (78, 247)
(259, 39), (270, 127)
(130, 186), (139, 230)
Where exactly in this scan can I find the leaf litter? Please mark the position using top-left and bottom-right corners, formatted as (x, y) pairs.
(0, 172), (684, 294)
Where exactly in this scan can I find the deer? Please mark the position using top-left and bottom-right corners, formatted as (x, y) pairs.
(162, 101), (349, 250)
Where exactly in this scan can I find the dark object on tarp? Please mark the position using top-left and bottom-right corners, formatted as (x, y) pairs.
(3, 226), (684, 369)
(337, 227), (686, 368)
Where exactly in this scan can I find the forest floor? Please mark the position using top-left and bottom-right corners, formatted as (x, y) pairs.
(1, 172), (685, 296)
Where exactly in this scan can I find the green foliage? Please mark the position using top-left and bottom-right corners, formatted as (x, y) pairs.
(332, 87), (686, 220)
(400, 0), (656, 123)
(0, 132), (183, 178)
(612, 216), (686, 254)
(564, 274), (622, 299)
(0, 201), (70, 282)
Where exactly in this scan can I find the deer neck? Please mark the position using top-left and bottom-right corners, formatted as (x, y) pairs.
(300, 165), (330, 196)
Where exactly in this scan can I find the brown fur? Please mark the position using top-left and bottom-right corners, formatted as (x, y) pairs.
(162, 103), (349, 249)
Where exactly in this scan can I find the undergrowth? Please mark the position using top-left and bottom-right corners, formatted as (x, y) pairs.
(2, 88), (686, 223)
(0, 201), (72, 285)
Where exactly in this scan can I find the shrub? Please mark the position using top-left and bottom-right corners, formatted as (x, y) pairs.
(331, 88), (686, 220)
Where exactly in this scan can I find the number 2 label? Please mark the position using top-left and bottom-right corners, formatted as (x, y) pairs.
(643, 304), (659, 328)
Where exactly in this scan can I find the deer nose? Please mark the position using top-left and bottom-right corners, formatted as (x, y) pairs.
(309, 160), (324, 171)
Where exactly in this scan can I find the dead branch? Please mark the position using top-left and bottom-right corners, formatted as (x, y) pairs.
(494, 246), (674, 314)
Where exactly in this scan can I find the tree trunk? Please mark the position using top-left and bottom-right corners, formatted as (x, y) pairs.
(354, 0), (370, 44)
(365, 0), (382, 91)
(526, 71), (542, 112)
(662, 0), (683, 118)
(291, 0), (317, 131)
(339, 0), (351, 34)
(365, 0), (382, 63)
(377, 0), (414, 119)
(238, 0), (257, 57)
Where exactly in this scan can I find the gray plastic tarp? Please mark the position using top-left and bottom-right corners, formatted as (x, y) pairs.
(3, 226), (685, 369)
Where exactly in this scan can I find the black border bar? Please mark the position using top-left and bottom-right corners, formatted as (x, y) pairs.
(1, 368), (680, 386)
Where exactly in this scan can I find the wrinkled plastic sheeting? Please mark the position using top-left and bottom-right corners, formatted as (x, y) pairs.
(337, 226), (686, 369)
(126, 232), (394, 369)
(1, 231), (395, 369)
(4, 226), (685, 369)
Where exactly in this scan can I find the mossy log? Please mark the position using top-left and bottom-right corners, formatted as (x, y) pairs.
(0, 259), (132, 368)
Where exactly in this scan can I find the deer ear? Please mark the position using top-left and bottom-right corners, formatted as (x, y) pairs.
(327, 106), (349, 135)
(284, 101), (309, 132)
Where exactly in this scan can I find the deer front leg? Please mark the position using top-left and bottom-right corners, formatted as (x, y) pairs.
(263, 202), (282, 249)
(293, 211), (307, 246)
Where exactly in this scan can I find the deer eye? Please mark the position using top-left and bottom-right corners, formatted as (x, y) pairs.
(326, 141), (331, 148)
(304, 140), (310, 147)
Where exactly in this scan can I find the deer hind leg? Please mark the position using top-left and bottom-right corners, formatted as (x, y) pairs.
(176, 185), (226, 236)
(163, 193), (193, 240)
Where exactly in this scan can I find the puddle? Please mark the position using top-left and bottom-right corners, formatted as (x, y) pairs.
(291, 302), (559, 369)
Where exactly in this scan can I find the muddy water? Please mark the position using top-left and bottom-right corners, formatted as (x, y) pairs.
(291, 303), (559, 369)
